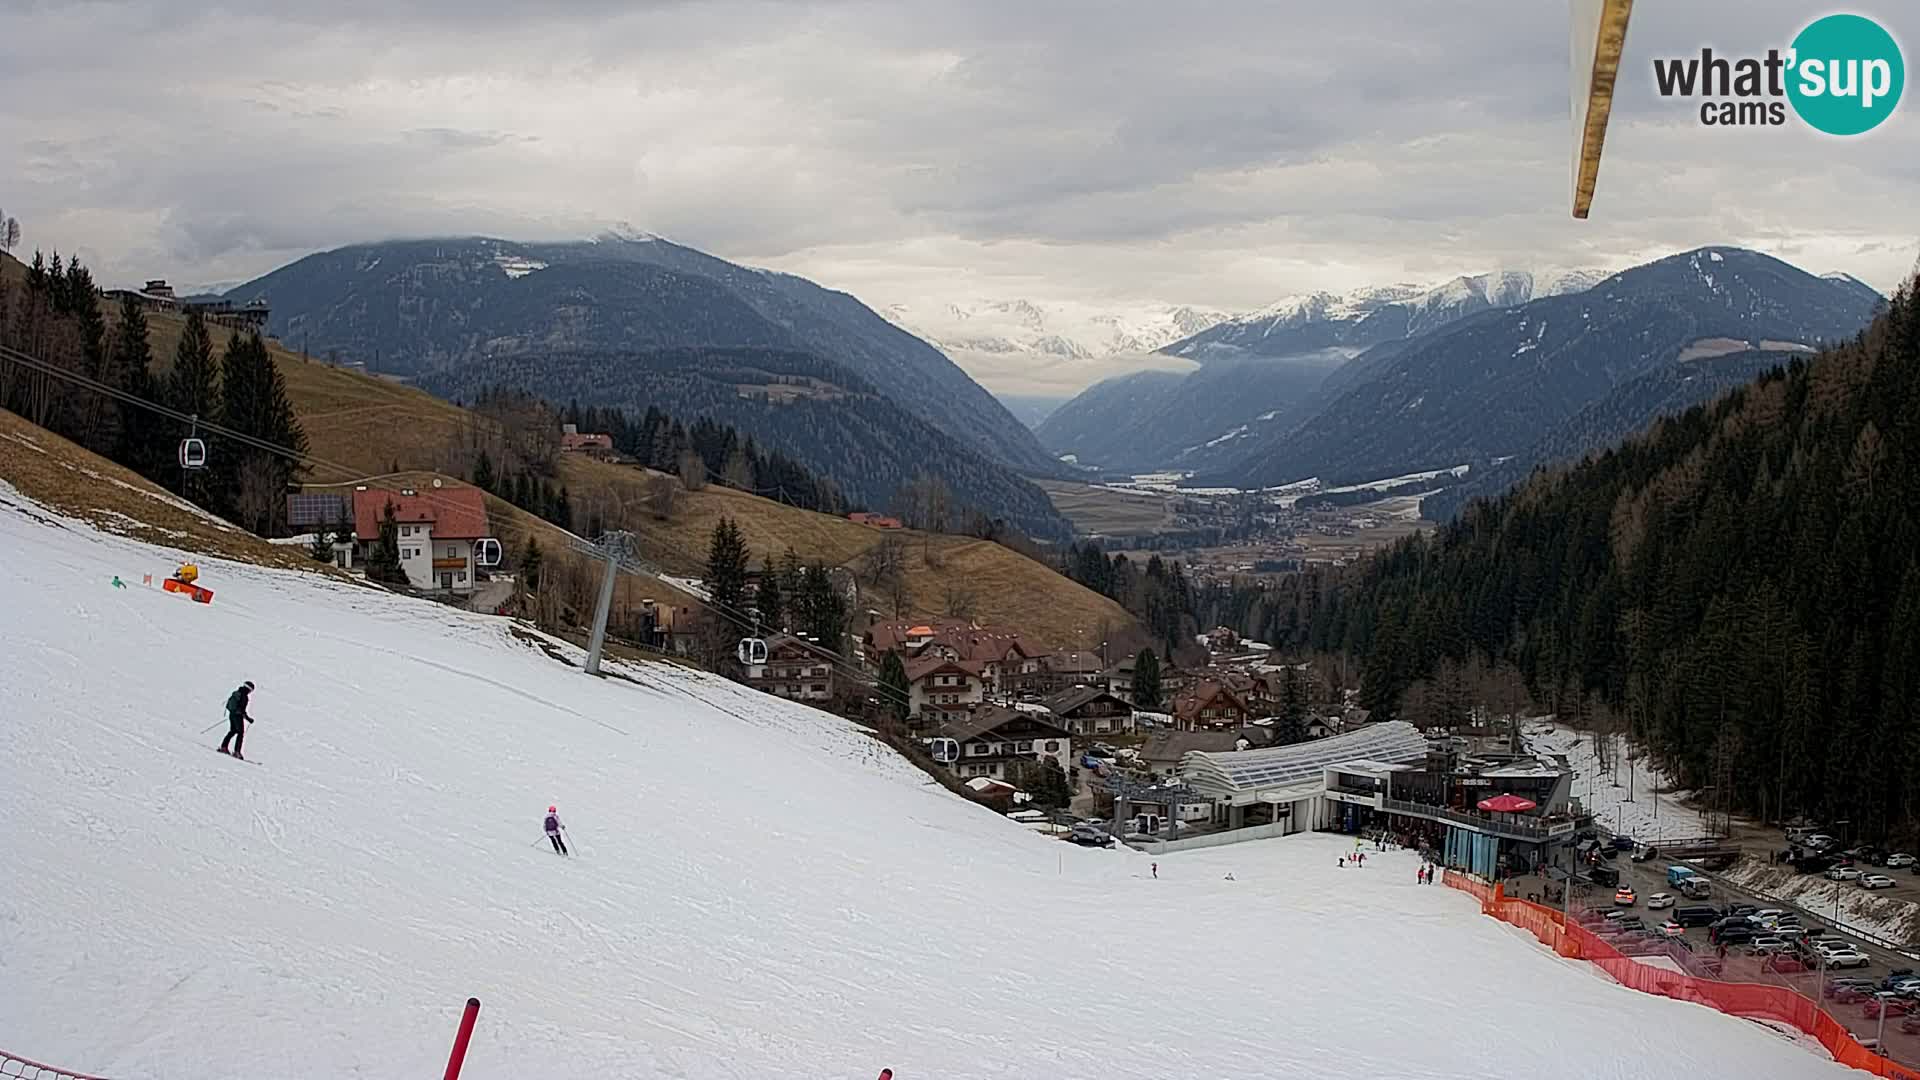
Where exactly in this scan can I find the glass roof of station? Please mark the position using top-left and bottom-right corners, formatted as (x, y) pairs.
(1181, 721), (1430, 794)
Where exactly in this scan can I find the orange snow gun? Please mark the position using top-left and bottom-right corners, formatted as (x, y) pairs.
(163, 563), (214, 604)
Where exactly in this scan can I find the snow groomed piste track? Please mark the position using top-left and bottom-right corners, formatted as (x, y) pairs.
(0, 484), (1864, 1078)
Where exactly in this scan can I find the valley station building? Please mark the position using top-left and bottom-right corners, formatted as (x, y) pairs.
(1151, 720), (1583, 875)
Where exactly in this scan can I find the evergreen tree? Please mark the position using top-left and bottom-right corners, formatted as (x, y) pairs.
(779, 546), (803, 609)
(213, 332), (307, 533)
(554, 486), (573, 531)
(1132, 648), (1163, 710)
(309, 524), (335, 562)
(1277, 665), (1308, 745)
(521, 536), (544, 595)
(705, 516), (751, 622)
(108, 294), (164, 479)
(755, 552), (785, 631)
(1016, 756), (1074, 810)
(166, 310), (219, 503)
(363, 502), (409, 585)
(472, 450), (496, 493)
(798, 563), (847, 655)
(878, 649), (911, 727)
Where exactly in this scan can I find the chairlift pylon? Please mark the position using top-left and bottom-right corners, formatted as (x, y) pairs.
(737, 637), (768, 666)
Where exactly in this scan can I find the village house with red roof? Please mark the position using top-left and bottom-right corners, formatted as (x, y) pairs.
(350, 485), (491, 594)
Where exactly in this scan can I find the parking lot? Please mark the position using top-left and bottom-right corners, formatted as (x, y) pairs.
(1594, 846), (1920, 1064)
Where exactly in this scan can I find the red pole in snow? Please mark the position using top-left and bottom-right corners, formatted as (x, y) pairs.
(443, 997), (481, 1080)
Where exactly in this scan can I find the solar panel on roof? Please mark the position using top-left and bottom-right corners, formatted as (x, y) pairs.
(286, 493), (351, 528)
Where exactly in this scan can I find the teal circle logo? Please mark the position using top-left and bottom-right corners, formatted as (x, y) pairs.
(1787, 14), (1904, 135)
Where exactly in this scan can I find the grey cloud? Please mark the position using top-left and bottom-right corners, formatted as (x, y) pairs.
(1, 0), (1912, 396)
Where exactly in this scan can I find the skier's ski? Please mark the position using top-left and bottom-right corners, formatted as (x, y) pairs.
(213, 748), (260, 765)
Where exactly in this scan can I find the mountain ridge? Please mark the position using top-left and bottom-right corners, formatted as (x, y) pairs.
(1204, 246), (1884, 489)
(223, 235), (1062, 477)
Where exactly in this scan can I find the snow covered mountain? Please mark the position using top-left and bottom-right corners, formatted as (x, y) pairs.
(884, 298), (1227, 395)
(0, 487), (1861, 1079)
(1166, 268), (1611, 363)
(1210, 247), (1884, 490)
(1034, 268), (1613, 472)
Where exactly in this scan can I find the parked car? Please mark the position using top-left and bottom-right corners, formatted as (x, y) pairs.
(1631, 845), (1658, 862)
(1646, 892), (1675, 910)
(1833, 986), (1873, 1005)
(1660, 920), (1686, 938)
(1806, 834), (1838, 849)
(1865, 994), (1914, 1019)
(1711, 925), (1756, 946)
(1068, 823), (1115, 848)
(1614, 886), (1637, 906)
(1862, 874), (1898, 889)
(1828, 866), (1863, 881)
(1747, 936), (1792, 955)
(1822, 948), (1873, 969)
(1675, 905), (1720, 927)
(1611, 835), (1637, 851)
(1768, 955), (1808, 974)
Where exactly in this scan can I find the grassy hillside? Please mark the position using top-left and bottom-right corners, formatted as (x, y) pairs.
(123, 300), (1134, 648)
(0, 407), (328, 574)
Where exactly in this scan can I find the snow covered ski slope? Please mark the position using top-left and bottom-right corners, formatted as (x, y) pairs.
(0, 488), (1857, 1079)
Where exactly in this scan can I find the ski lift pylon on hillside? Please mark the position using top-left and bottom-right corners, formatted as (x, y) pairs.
(473, 538), (502, 568)
(737, 637), (768, 666)
(929, 737), (960, 764)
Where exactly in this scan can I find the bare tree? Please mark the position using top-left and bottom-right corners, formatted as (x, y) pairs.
(649, 473), (681, 520)
(233, 454), (283, 536)
(860, 534), (906, 587)
(723, 446), (752, 489)
(942, 582), (977, 620)
(0, 215), (18, 254)
(678, 449), (708, 491)
(472, 391), (559, 475)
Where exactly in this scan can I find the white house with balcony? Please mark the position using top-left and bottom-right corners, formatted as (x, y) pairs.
(351, 485), (490, 594)
(932, 706), (1073, 782)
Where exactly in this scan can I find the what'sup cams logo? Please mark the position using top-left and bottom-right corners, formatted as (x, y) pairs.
(1653, 13), (1904, 134)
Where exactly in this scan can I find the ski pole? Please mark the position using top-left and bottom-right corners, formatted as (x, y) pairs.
(201, 719), (227, 734)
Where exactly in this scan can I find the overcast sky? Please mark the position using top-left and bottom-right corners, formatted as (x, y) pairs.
(3, 0), (1915, 394)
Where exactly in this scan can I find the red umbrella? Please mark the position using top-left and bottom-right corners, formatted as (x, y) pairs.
(1477, 793), (1538, 813)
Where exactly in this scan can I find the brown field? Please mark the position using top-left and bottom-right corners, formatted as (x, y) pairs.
(105, 299), (1136, 648)
(1036, 479), (1174, 536)
(0, 408), (334, 574)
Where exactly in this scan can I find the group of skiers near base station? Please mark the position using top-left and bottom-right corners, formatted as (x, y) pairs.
(214, 682), (574, 855)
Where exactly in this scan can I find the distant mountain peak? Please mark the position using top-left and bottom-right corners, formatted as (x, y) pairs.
(592, 223), (665, 245)
(885, 298), (1231, 380)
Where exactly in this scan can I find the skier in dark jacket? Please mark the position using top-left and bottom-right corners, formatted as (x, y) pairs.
(218, 681), (255, 759)
(544, 806), (569, 856)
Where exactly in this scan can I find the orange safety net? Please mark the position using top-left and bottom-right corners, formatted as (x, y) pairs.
(1440, 869), (1920, 1079)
